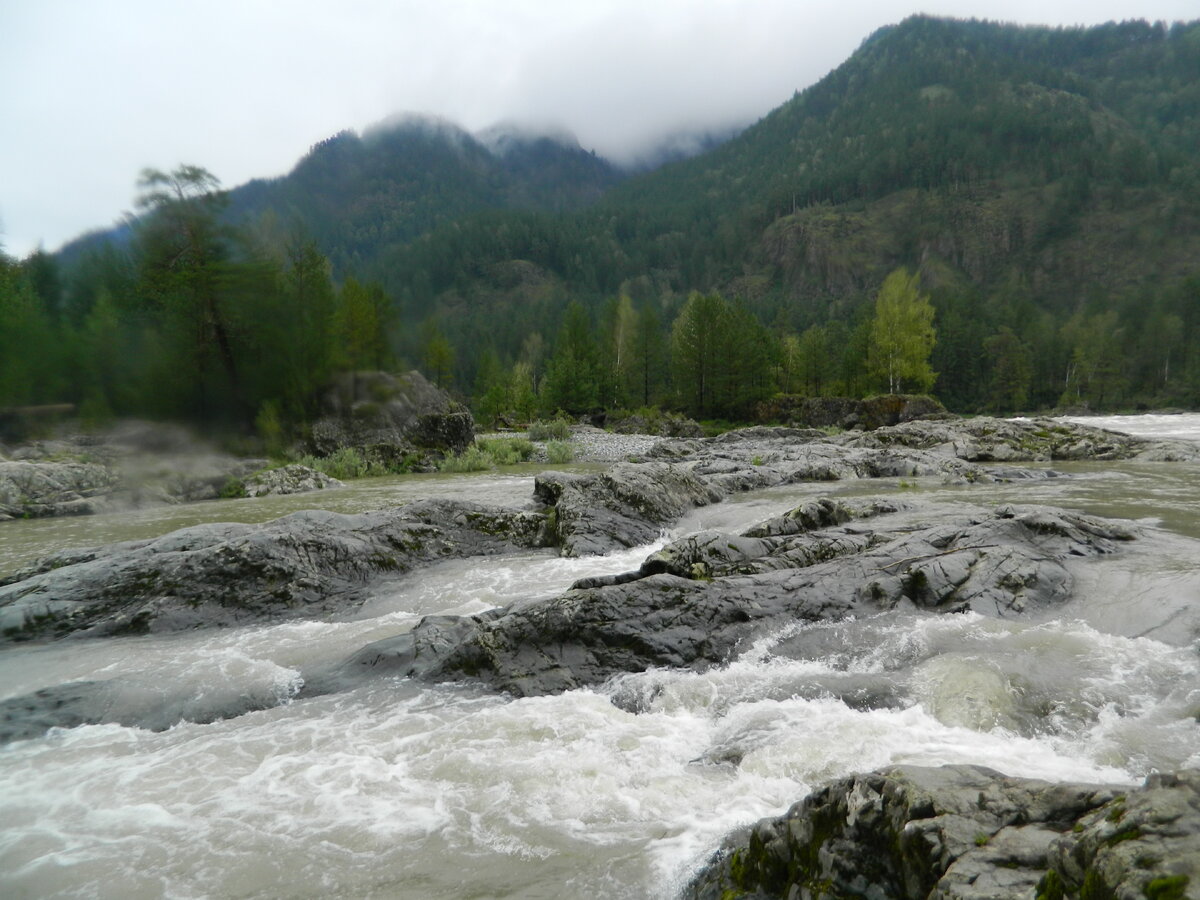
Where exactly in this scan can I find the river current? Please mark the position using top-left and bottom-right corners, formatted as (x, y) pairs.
(2, 415), (1198, 898)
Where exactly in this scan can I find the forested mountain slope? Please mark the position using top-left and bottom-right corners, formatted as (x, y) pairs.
(223, 116), (625, 276)
(373, 15), (1200, 410)
(15, 15), (1200, 427)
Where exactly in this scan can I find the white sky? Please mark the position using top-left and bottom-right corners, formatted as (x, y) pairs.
(1, 0), (1196, 256)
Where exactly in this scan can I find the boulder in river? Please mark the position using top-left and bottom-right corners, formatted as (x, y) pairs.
(683, 764), (1199, 900)
(841, 415), (1200, 462)
(755, 393), (952, 430)
(241, 463), (343, 497)
(308, 369), (474, 461)
(0, 459), (116, 520)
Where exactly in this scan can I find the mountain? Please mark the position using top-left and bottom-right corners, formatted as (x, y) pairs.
(220, 114), (624, 275)
(40, 15), (1200, 418)
(375, 15), (1200, 409)
(53, 114), (625, 279)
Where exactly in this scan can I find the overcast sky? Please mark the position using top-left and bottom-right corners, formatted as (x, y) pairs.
(2, 0), (1196, 256)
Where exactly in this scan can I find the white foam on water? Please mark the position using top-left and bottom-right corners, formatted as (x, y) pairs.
(1058, 412), (1200, 443)
(354, 538), (667, 621)
(0, 538), (671, 704)
(2, 605), (1196, 899)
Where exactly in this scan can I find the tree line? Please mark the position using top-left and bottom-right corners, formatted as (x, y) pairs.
(1, 166), (392, 432)
(6, 155), (1200, 441)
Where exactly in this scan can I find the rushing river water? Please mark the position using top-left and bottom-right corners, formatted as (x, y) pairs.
(2, 417), (1199, 899)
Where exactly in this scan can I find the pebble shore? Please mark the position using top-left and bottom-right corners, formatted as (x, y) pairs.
(476, 426), (666, 463)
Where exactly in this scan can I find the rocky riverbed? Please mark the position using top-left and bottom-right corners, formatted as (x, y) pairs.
(2, 414), (1198, 898)
(7, 415), (1190, 649)
(0, 420), (338, 521)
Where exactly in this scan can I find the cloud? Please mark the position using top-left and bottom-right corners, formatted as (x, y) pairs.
(1, 0), (1197, 255)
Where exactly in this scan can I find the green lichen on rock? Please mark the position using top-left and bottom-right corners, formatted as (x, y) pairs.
(686, 767), (1198, 900)
(1144, 875), (1190, 900)
(1038, 868), (1067, 900)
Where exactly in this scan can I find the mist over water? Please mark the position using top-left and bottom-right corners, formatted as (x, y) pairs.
(2, 418), (1199, 898)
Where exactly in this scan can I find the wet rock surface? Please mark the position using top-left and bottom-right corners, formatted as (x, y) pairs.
(535, 461), (723, 556)
(0, 415), (1185, 742)
(0, 421), (269, 518)
(0, 499), (549, 644)
(838, 415), (1200, 463)
(312, 500), (1133, 699)
(0, 372), (475, 520)
(242, 463), (344, 497)
(683, 764), (1198, 900)
(756, 393), (951, 430)
(0, 459), (117, 519)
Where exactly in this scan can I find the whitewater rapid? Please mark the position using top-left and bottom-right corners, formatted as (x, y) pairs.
(2, 418), (1199, 898)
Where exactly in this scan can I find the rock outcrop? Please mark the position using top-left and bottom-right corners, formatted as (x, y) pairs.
(0, 415), (1188, 743)
(602, 410), (705, 438)
(308, 369), (474, 462)
(683, 764), (1198, 900)
(0, 421), (269, 517)
(0, 372), (475, 521)
(241, 463), (343, 497)
(0, 499), (549, 643)
(0, 459), (117, 519)
(840, 415), (1200, 462)
(310, 500), (1134, 699)
(755, 394), (952, 430)
(535, 461), (723, 556)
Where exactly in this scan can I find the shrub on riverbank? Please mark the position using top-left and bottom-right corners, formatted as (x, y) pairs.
(438, 446), (493, 473)
(545, 440), (575, 463)
(528, 419), (572, 441)
(476, 437), (535, 465)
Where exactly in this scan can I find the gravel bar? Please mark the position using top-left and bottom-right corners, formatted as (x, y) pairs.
(476, 426), (665, 463)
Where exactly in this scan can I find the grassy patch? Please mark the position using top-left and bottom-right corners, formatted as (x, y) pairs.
(545, 440), (575, 464)
(219, 477), (247, 499)
(438, 446), (493, 473)
(476, 437), (535, 465)
(528, 419), (572, 441)
(294, 447), (390, 480)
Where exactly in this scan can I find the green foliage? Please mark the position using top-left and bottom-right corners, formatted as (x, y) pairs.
(869, 268), (937, 394)
(255, 400), (285, 458)
(333, 277), (391, 372)
(439, 437), (545, 472)
(545, 440), (575, 463)
(472, 349), (510, 426)
(29, 18), (1200, 425)
(295, 447), (389, 480)
(541, 301), (602, 414)
(1144, 875), (1189, 900)
(20, 165), (384, 434)
(1037, 869), (1066, 900)
(438, 445), (493, 473)
(984, 326), (1033, 411)
(672, 292), (775, 418)
(528, 419), (572, 441)
(219, 477), (248, 499)
(420, 318), (455, 389)
(475, 437), (535, 465)
(0, 252), (64, 405)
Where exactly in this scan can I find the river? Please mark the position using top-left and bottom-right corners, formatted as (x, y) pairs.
(1, 417), (1198, 899)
